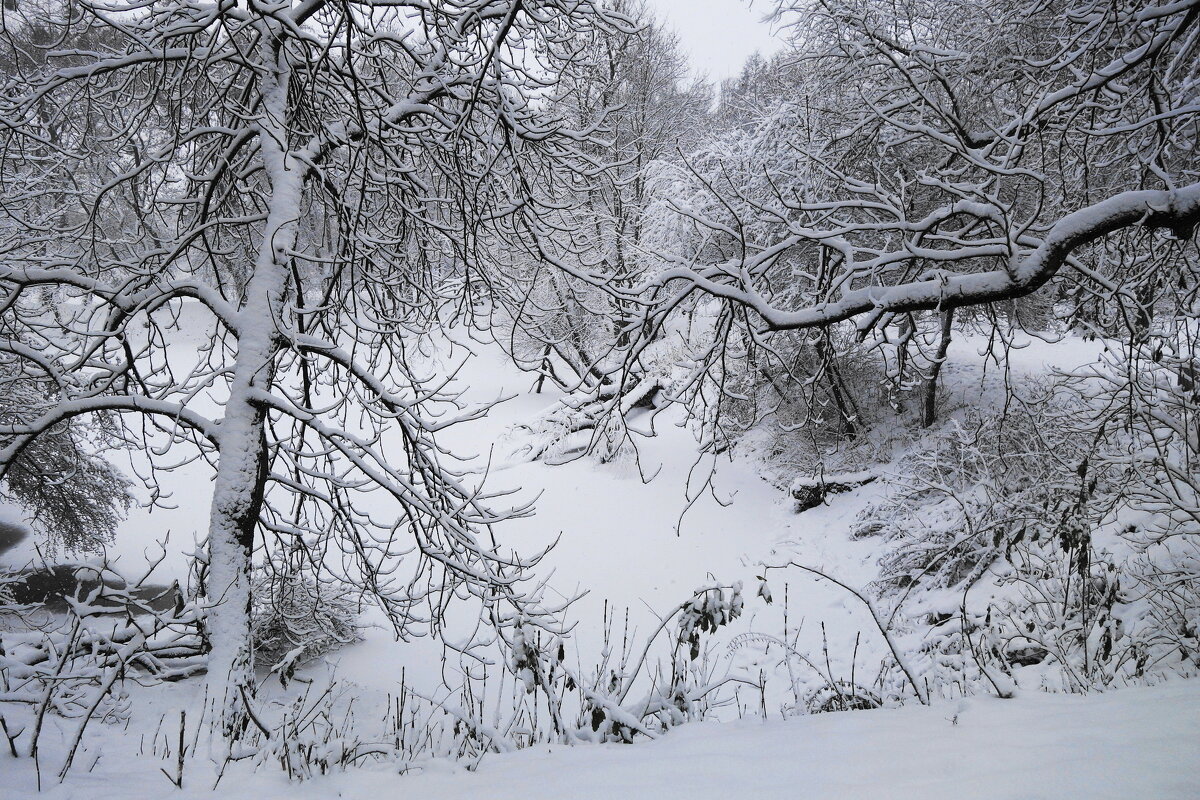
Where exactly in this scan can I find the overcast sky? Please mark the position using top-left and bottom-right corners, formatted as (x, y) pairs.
(644, 0), (782, 83)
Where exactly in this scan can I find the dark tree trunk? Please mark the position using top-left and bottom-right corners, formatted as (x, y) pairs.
(921, 308), (954, 428)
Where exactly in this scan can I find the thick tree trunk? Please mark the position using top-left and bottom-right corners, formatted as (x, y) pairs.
(204, 41), (300, 741)
(204, 390), (273, 741)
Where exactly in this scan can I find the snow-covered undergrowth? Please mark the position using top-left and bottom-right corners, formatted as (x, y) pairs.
(2, 319), (1198, 796)
(4, 669), (1198, 798)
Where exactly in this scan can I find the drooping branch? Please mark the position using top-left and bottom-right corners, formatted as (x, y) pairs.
(645, 183), (1200, 334)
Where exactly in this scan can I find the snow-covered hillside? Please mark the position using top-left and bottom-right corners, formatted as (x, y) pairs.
(4, 323), (1199, 798)
(2, 0), (1197, 796)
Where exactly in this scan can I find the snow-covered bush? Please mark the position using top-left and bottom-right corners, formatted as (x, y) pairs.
(859, 376), (1198, 694)
(504, 364), (673, 466)
(482, 584), (748, 746)
(584, 584), (745, 740)
(867, 389), (1099, 595)
(0, 555), (206, 781)
(250, 568), (362, 676)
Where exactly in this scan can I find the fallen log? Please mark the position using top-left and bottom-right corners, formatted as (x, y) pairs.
(791, 470), (880, 512)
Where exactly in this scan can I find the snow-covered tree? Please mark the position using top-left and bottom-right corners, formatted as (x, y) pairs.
(483, 1), (710, 390)
(0, 361), (132, 555)
(625, 0), (1199, 420)
(0, 0), (629, 741)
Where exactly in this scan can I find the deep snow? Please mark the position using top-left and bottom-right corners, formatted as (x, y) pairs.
(8, 681), (1197, 799)
(319, 681), (1200, 800)
(2, 314), (1198, 798)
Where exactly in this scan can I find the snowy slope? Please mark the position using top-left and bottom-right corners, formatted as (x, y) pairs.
(3, 319), (1198, 798)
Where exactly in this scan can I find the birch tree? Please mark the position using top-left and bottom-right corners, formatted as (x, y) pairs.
(0, 0), (627, 740)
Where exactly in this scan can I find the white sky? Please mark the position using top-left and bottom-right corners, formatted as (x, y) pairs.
(644, 0), (783, 83)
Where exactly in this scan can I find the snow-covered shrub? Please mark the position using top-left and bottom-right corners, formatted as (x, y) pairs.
(597, 584), (744, 738)
(250, 567), (362, 675)
(860, 376), (1198, 694)
(1066, 345), (1200, 683)
(868, 390), (1099, 595)
(505, 368), (671, 466)
(803, 680), (882, 714)
(676, 585), (745, 662)
(0, 555), (205, 780)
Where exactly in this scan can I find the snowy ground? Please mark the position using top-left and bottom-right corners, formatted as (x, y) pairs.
(10, 681), (1197, 799)
(329, 681), (1200, 800)
(3, 315), (1198, 797)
